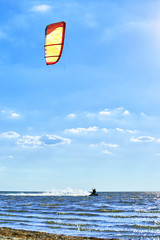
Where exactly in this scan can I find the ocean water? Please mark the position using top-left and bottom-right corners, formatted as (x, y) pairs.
(0, 189), (160, 239)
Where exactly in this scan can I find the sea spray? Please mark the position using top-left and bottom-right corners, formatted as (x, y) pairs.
(45, 187), (90, 196)
(1, 188), (90, 196)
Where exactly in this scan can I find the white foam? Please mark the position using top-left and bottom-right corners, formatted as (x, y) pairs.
(1, 188), (90, 196)
(45, 188), (90, 196)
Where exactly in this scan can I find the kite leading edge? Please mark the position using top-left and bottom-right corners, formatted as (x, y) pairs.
(44, 21), (66, 65)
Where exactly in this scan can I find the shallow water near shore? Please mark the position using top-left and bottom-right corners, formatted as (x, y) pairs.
(0, 190), (160, 239)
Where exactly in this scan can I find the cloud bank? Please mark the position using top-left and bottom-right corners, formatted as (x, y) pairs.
(0, 131), (71, 148)
(17, 134), (71, 147)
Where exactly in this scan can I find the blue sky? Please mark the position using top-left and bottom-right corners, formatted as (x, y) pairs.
(1, 0), (160, 191)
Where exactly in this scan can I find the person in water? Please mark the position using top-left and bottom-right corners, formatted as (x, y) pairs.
(92, 188), (96, 195)
(89, 188), (98, 196)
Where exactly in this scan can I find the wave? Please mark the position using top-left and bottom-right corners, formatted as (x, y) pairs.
(1, 188), (90, 197)
(132, 224), (160, 230)
(96, 209), (125, 213)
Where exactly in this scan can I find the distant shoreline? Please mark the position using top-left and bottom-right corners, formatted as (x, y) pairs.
(0, 227), (119, 240)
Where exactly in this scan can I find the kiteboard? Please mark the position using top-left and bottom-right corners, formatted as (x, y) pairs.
(89, 193), (98, 196)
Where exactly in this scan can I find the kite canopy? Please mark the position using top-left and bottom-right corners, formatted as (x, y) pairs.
(44, 21), (66, 65)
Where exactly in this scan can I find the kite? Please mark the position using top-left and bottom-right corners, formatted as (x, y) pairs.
(44, 21), (66, 65)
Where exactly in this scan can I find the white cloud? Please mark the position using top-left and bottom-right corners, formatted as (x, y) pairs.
(65, 107), (145, 126)
(0, 131), (71, 148)
(10, 112), (21, 119)
(90, 142), (119, 148)
(102, 128), (110, 133)
(98, 107), (131, 118)
(17, 134), (71, 147)
(40, 135), (71, 146)
(90, 142), (118, 157)
(155, 138), (160, 143)
(130, 136), (155, 143)
(99, 108), (111, 116)
(67, 113), (76, 119)
(123, 110), (130, 115)
(65, 126), (98, 134)
(17, 135), (41, 147)
(1, 110), (21, 119)
(65, 126), (137, 135)
(67, 126), (137, 135)
(116, 128), (124, 132)
(101, 142), (119, 148)
(116, 128), (137, 134)
(126, 129), (137, 134)
(0, 131), (20, 139)
(102, 150), (113, 155)
(31, 5), (52, 13)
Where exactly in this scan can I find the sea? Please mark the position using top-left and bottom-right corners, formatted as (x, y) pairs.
(0, 189), (160, 239)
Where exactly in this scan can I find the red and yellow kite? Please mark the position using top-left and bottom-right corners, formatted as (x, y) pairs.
(44, 21), (66, 65)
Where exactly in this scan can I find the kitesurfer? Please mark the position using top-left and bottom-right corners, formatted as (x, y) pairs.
(92, 188), (96, 195)
(89, 188), (98, 196)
